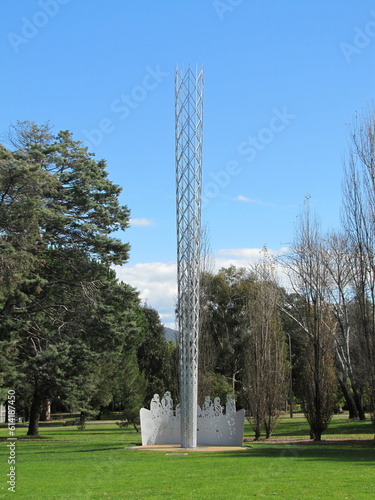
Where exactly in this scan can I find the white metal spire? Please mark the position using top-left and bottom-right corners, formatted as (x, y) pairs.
(175, 66), (204, 448)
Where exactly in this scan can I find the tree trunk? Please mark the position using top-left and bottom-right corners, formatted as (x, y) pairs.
(352, 386), (366, 420)
(338, 377), (358, 419)
(77, 411), (88, 430)
(27, 390), (42, 436)
(40, 400), (51, 421)
(313, 428), (322, 441)
(253, 427), (261, 441)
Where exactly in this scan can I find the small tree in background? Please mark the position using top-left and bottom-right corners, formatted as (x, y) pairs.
(245, 249), (287, 440)
(137, 305), (175, 404)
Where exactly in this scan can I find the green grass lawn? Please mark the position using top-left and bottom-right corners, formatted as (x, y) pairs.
(0, 416), (374, 499)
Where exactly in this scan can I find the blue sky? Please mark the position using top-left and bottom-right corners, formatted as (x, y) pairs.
(1, 0), (375, 326)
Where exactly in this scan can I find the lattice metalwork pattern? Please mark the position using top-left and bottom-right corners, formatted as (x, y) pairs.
(175, 66), (204, 448)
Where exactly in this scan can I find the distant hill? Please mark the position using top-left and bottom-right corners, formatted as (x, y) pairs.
(164, 327), (178, 343)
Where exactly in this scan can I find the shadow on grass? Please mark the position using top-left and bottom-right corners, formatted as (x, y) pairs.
(8, 428), (136, 439)
(40, 427), (126, 433)
(253, 417), (374, 438)
(26, 446), (126, 454)
(0, 435), (51, 442)
(208, 441), (375, 462)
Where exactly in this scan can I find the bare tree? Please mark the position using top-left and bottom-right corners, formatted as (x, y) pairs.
(245, 249), (287, 439)
(280, 200), (337, 441)
(342, 109), (375, 427)
(322, 231), (366, 419)
(198, 223), (219, 404)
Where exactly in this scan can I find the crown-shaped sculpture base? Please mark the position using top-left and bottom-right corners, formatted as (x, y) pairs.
(140, 392), (245, 447)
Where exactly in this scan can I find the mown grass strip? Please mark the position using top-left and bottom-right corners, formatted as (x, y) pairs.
(0, 417), (373, 499)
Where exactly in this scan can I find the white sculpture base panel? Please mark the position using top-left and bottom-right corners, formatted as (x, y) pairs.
(140, 393), (245, 447)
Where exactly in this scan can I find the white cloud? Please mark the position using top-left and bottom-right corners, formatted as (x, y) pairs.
(215, 247), (290, 288)
(113, 262), (177, 328)
(235, 194), (255, 203)
(218, 247), (268, 258)
(129, 218), (155, 227)
(113, 247), (290, 328)
(235, 195), (298, 210)
(234, 195), (275, 207)
(215, 247), (267, 270)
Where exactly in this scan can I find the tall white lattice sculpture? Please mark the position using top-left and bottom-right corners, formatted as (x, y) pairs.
(175, 66), (204, 448)
(139, 67), (245, 448)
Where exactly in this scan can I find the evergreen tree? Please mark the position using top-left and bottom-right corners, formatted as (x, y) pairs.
(0, 122), (136, 435)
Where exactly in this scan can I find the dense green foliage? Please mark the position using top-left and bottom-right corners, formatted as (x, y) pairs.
(199, 263), (287, 438)
(137, 306), (175, 403)
(0, 122), (173, 435)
